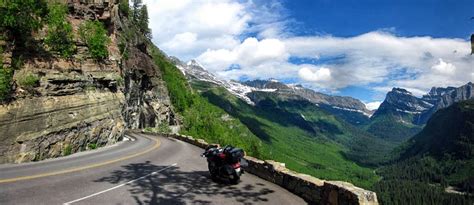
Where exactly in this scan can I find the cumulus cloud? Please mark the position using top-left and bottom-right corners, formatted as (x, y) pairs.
(431, 58), (456, 75)
(365, 101), (383, 111)
(298, 67), (332, 82)
(143, 0), (474, 100)
(143, 0), (284, 60)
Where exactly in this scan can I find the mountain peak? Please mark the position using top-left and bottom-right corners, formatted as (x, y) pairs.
(391, 88), (412, 95)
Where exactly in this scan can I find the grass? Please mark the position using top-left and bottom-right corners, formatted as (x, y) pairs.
(16, 70), (40, 89)
(63, 144), (72, 156)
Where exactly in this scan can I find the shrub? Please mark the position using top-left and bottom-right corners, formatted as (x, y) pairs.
(45, 3), (75, 58)
(88, 143), (97, 150)
(16, 70), (40, 89)
(0, 0), (47, 46)
(158, 123), (172, 134)
(63, 144), (72, 156)
(0, 67), (13, 102)
(78, 20), (110, 60)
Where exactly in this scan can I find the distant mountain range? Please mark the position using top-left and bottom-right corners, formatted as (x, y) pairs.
(373, 82), (473, 125)
(368, 82), (473, 142)
(173, 58), (473, 144)
(173, 58), (373, 126)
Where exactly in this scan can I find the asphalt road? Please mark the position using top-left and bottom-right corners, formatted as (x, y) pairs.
(0, 133), (306, 205)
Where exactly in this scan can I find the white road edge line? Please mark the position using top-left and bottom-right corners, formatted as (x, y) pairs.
(63, 163), (178, 205)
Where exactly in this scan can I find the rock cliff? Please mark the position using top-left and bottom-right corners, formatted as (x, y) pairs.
(0, 0), (175, 163)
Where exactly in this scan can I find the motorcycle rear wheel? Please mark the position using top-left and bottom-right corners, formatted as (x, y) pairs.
(229, 173), (240, 184)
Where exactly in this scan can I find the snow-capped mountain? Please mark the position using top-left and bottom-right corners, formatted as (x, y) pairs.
(171, 58), (374, 125)
(172, 59), (276, 105)
(373, 82), (474, 125)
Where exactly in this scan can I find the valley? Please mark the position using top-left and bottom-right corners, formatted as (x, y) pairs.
(0, 1), (473, 205)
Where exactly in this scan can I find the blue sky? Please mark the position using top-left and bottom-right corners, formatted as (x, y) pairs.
(281, 0), (474, 102)
(283, 0), (474, 38)
(144, 0), (474, 109)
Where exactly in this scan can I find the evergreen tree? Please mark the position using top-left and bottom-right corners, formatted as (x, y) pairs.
(131, 0), (142, 22)
(138, 5), (152, 39)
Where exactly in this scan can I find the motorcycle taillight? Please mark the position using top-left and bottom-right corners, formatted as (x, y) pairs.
(232, 162), (241, 169)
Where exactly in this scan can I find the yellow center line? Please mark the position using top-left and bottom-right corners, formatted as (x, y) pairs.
(0, 135), (161, 184)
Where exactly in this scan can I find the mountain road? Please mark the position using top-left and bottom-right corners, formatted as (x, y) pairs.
(0, 133), (306, 205)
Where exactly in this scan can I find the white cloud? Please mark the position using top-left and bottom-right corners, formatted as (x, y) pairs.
(298, 67), (332, 82)
(365, 101), (382, 111)
(143, 0), (474, 101)
(431, 58), (456, 75)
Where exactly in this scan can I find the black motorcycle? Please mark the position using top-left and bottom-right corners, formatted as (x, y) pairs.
(202, 145), (247, 184)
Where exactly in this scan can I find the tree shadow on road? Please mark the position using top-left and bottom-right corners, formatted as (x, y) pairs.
(94, 161), (275, 205)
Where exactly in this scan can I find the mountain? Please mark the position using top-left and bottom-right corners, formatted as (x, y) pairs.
(401, 99), (474, 160)
(171, 58), (398, 186)
(374, 99), (474, 205)
(173, 59), (373, 126)
(367, 82), (474, 142)
(243, 80), (374, 125)
(418, 82), (474, 124)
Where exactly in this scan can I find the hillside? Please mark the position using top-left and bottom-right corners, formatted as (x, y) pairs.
(366, 83), (474, 143)
(194, 81), (381, 188)
(165, 60), (400, 187)
(374, 99), (474, 204)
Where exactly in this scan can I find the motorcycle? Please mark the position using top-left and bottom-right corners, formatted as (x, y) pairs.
(202, 145), (247, 184)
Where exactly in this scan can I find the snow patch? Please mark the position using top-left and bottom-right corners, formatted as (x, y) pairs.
(395, 108), (422, 114)
(179, 60), (279, 105)
(332, 106), (372, 117)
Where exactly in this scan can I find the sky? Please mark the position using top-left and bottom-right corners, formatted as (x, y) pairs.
(143, 0), (474, 110)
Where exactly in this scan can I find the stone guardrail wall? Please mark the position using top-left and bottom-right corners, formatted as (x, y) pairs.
(140, 131), (379, 205)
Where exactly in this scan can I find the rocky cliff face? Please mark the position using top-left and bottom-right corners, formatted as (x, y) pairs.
(0, 0), (175, 163)
(373, 83), (474, 125)
(243, 79), (373, 125)
(372, 88), (433, 121)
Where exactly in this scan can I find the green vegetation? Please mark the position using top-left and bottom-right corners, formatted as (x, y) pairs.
(131, 0), (151, 39)
(375, 100), (474, 204)
(0, 66), (12, 102)
(151, 48), (263, 158)
(0, 0), (47, 46)
(16, 70), (40, 89)
(144, 123), (172, 134)
(0, 46), (12, 102)
(78, 20), (110, 60)
(365, 114), (422, 144)
(200, 85), (381, 188)
(63, 144), (72, 156)
(158, 123), (172, 133)
(88, 143), (97, 150)
(137, 5), (151, 39)
(119, 0), (130, 16)
(45, 3), (75, 58)
(118, 41), (129, 60)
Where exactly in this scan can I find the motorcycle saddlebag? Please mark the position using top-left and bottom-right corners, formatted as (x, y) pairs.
(227, 148), (244, 163)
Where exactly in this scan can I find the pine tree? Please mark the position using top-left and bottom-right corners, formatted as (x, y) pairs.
(138, 5), (151, 39)
(131, 0), (142, 22)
